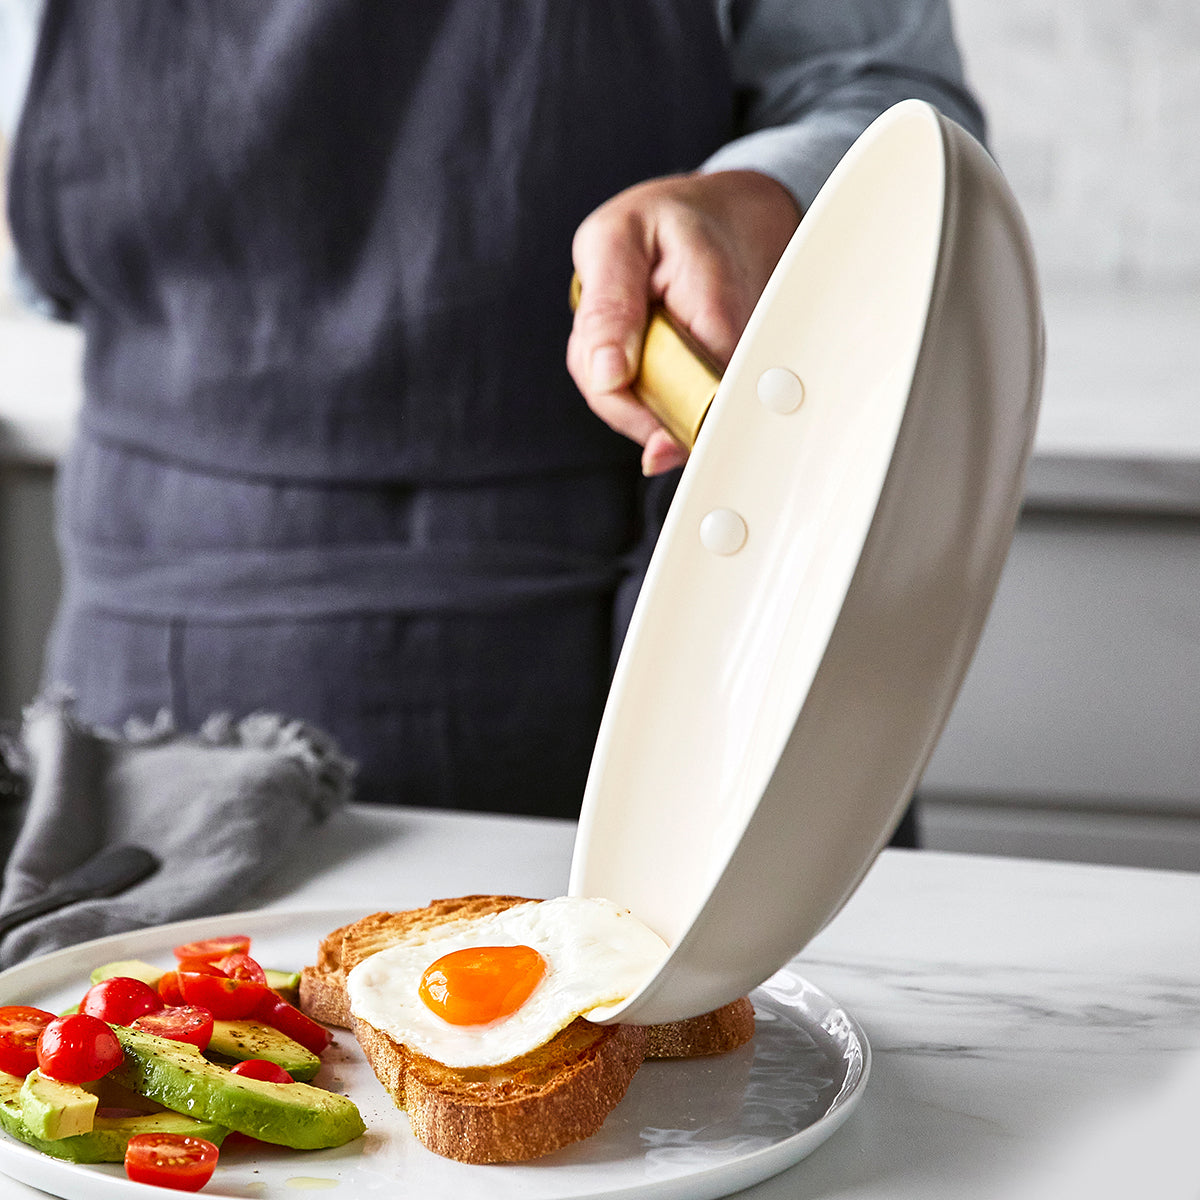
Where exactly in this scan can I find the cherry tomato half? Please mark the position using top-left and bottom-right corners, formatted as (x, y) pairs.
(124, 1132), (219, 1192)
(173, 935), (251, 964)
(81, 976), (164, 1026)
(36, 1013), (123, 1083)
(215, 953), (267, 987)
(0, 1005), (56, 1077)
(229, 1058), (293, 1084)
(157, 970), (185, 1006)
(253, 993), (333, 1055)
(173, 957), (224, 977)
(178, 971), (266, 1020)
(131, 1005), (214, 1051)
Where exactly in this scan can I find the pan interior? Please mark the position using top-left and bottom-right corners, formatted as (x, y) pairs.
(570, 102), (947, 954)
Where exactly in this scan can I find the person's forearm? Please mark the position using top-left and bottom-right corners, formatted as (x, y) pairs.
(707, 0), (985, 211)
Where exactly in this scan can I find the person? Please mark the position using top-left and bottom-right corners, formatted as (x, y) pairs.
(5, 1), (984, 823)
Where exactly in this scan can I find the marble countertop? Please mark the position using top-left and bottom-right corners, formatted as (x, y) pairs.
(6, 805), (1192, 1199)
(2, 284), (1199, 512)
(257, 807), (1200, 1199)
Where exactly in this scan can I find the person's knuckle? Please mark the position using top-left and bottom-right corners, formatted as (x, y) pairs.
(575, 293), (643, 336)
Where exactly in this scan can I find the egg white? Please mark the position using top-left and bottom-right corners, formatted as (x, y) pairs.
(345, 897), (668, 1068)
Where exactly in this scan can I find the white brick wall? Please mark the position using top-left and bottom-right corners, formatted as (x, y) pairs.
(951, 0), (1200, 286)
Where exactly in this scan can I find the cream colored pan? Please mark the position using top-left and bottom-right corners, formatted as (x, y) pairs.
(569, 99), (1045, 1025)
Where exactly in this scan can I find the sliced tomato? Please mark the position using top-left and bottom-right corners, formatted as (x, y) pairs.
(253, 993), (332, 1055)
(173, 935), (251, 963)
(178, 971), (266, 1020)
(124, 1132), (219, 1192)
(131, 1005), (214, 1051)
(157, 971), (185, 1006)
(173, 957), (224, 977)
(215, 953), (267, 987)
(229, 1057), (293, 1084)
(81, 976), (163, 1026)
(0, 1005), (56, 1077)
(36, 1013), (123, 1083)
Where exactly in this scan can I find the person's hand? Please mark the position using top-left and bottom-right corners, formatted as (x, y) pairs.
(567, 169), (800, 475)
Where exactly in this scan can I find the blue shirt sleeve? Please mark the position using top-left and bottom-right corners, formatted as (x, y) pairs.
(706, 0), (987, 211)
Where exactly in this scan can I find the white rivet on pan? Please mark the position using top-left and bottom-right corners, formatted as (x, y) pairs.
(757, 366), (805, 414)
(699, 508), (747, 555)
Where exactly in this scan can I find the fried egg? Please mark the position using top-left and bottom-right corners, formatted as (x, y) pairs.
(345, 897), (668, 1067)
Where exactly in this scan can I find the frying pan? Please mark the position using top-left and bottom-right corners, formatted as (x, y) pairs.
(568, 99), (1045, 1025)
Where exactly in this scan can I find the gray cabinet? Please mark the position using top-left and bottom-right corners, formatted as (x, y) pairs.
(920, 507), (1200, 870)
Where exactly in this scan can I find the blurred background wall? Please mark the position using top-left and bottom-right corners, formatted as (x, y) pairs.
(918, 0), (1200, 868)
(955, 0), (1200, 288)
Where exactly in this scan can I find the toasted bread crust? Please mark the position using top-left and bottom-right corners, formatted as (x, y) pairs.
(644, 996), (756, 1058)
(356, 1015), (647, 1163)
(298, 917), (358, 1029)
(298, 963), (353, 1029)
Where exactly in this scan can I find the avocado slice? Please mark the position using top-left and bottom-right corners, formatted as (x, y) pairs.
(0, 1071), (226, 1164)
(206, 1019), (321, 1081)
(264, 968), (301, 1004)
(113, 1026), (364, 1149)
(18, 1070), (98, 1140)
(88, 959), (165, 987)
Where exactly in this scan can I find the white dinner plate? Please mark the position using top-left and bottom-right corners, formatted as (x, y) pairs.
(0, 908), (868, 1200)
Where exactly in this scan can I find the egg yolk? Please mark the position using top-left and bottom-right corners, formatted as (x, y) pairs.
(418, 944), (548, 1026)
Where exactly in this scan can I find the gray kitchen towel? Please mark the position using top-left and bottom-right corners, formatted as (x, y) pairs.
(0, 692), (354, 968)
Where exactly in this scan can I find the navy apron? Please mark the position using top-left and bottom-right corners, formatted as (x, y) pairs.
(8, 1), (734, 815)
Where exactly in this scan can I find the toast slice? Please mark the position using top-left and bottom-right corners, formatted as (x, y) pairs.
(299, 896), (754, 1162)
(644, 994), (756, 1059)
(355, 1012), (647, 1163)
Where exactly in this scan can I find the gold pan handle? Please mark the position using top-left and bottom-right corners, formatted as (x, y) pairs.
(569, 273), (723, 452)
